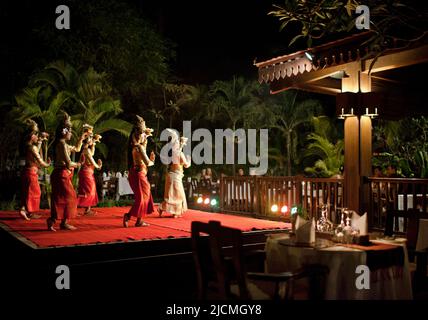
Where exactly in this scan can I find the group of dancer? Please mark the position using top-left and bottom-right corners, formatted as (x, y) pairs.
(19, 112), (191, 231)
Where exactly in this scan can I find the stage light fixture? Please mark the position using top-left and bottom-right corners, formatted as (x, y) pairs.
(281, 205), (288, 214)
(204, 198), (210, 205)
(210, 199), (217, 206)
(271, 204), (278, 213)
(197, 197), (203, 204)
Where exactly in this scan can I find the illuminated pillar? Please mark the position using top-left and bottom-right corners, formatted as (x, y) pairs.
(341, 64), (372, 212)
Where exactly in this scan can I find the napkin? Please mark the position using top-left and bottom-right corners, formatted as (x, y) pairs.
(350, 211), (368, 235)
(295, 215), (315, 244)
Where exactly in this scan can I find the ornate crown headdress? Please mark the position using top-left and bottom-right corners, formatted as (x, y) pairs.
(25, 119), (39, 133)
(83, 123), (94, 133)
(135, 115), (147, 131)
(62, 112), (72, 128)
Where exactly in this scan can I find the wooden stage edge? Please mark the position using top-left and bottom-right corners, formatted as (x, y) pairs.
(0, 219), (288, 267)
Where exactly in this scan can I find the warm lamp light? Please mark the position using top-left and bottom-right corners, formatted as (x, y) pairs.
(338, 107), (354, 119)
(281, 205), (288, 214)
(204, 198), (210, 205)
(364, 107), (378, 118)
(271, 204), (278, 213)
(197, 197), (203, 204)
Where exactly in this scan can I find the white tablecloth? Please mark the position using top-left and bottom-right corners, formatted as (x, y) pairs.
(116, 177), (133, 197)
(265, 235), (412, 300)
(416, 219), (428, 251)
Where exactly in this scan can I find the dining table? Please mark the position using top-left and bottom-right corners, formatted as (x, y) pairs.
(265, 233), (413, 300)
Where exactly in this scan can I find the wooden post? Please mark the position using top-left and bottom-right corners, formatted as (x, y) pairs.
(360, 116), (372, 214)
(341, 62), (372, 213)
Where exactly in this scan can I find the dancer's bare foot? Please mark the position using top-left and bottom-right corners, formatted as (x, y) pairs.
(60, 223), (77, 230)
(135, 218), (150, 227)
(47, 218), (56, 232)
(123, 213), (130, 228)
(84, 209), (96, 216)
(19, 209), (30, 221)
(28, 213), (42, 219)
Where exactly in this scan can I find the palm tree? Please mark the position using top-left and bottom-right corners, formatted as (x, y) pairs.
(12, 86), (70, 159)
(264, 90), (321, 176)
(31, 61), (132, 158)
(303, 116), (344, 177)
(208, 76), (262, 175)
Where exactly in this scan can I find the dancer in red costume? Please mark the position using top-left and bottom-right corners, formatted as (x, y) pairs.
(123, 115), (155, 227)
(77, 124), (102, 215)
(47, 113), (87, 231)
(19, 120), (51, 220)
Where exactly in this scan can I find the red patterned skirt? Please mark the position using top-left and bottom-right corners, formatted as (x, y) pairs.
(128, 167), (154, 218)
(77, 166), (98, 207)
(21, 167), (41, 213)
(50, 167), (77, 220)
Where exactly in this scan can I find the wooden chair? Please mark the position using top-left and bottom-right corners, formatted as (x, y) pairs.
(191, 220), (329, 300)
(384, 209), (428, 290)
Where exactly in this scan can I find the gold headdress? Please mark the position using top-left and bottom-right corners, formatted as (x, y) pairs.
(62, 112), (72, 129)
(57, 112), (72, 137)
(83, 123), (94, 134)
(25, 119), (39, 134)
(134, 115), (147, 131)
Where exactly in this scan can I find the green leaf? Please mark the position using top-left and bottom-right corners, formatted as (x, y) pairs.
(289, 34), (305, 46)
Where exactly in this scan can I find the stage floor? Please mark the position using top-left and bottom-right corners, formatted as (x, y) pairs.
(0, 206), (289, 249)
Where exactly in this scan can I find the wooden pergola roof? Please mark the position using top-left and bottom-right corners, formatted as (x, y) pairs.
(255, 31), (428, 118)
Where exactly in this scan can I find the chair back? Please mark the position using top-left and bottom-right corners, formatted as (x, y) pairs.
(191, 220), (249, 300)
(385, 209), (428, 250)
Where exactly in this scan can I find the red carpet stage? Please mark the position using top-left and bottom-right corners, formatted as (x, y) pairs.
(0, 206), (289, 248)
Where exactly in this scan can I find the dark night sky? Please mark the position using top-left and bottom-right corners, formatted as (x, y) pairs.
(0, 0), (298, 91)
(137, 0), (292, 83)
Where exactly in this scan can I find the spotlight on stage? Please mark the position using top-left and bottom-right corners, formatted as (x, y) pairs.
(204, 198), (210, 205)
(281, 205), (288, 214)
(197, 196), (203, 204)
(271, 204), (278, 213)
(210, 199), (217, 206)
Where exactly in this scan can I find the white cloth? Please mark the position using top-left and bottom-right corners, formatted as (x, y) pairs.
(116, 176), (133, 196)
(351, 211), (368, 235)
(295, 216), (315, 244)
(159, 170), (187, 216)
(265, 234), (413, 300)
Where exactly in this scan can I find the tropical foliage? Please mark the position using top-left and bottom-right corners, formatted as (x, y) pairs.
(373, 117), (428, 178)
(262, 90), (322, 176)
(304, 117), (344, 177)
(11, 61), (132, 159)
(269, 0), (428, 55)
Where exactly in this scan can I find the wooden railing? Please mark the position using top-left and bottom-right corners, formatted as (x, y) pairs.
(365, 177), (428, 229)
(220, 176), (344, 222)
(219, 176), (428, 228)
